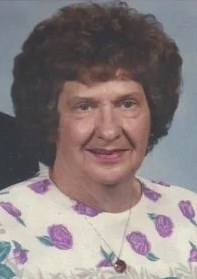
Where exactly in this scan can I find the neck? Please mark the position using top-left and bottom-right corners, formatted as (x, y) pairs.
(50, 161), (142, 213)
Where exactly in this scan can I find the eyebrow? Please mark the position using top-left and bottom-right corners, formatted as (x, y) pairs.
(69, 92), (141, 103)
(113, 93), (141, 103)
(68, 96), (97, 104)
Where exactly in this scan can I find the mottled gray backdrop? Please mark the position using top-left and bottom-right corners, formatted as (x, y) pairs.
(0, 0), (196, 192)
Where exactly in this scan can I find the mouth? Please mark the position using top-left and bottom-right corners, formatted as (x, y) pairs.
(86, 148), (129, 162)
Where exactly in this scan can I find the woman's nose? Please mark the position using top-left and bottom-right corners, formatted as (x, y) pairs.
(95, 107), (121, 142)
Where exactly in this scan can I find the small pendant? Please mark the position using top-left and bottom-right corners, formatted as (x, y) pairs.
(114, 259), (127, 273)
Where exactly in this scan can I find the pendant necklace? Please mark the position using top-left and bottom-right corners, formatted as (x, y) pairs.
(84, 203), (132, 273)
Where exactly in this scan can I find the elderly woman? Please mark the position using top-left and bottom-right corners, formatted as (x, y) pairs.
(0, 1), (196, 278)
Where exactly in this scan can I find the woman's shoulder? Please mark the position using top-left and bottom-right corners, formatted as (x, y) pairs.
(140, 176), (197, 200)
(0, 170), (53, 228)
(0, 170), (50, 196)
(138, 176), (197, 240)
(138, 176), (197, 217)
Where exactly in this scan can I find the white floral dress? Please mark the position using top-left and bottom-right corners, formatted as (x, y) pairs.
(0, 170), (197, 279)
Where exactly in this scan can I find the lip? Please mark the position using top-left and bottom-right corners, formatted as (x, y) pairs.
(86, 148), (128, 162)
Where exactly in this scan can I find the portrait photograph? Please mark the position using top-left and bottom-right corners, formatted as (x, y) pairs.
(0, 1), (197, 278)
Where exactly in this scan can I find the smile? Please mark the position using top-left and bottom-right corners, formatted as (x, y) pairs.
(86, 149), (128, 162)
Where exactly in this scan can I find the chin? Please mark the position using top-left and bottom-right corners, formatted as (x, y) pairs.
(90, 167), (133, 186)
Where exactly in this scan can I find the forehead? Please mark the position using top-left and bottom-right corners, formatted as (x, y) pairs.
(61, 80), (145, 100)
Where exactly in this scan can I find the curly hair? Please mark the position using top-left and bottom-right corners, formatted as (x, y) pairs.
(11, 1), (182, 166)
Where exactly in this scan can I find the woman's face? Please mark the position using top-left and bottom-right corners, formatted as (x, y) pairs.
(54, 79), (151, 185)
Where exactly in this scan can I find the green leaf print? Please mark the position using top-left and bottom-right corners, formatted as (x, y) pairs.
(108, 251), (115, 261)
(146, 252), (159, 261)
(0, 191), (9, 195)
(148, 213), (157, 220)
(189, 241), (196, 249)
(0, 242), (11, 263)
(100, 246), (110, 259)
(16, 217), (25, 227)
(37, 236), (53, 246)
(190, 219), (197, 227)
(12, 240), (22, 250)
(0, 264), (15, 279)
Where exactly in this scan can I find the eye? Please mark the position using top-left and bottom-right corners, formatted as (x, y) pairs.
(78, 103), (92, 111)
(121, 100), (136, 109)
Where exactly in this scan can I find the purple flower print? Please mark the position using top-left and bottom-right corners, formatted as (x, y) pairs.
(0, 202), (21, 218)
(12, 241), (28, 265)
(28, 179), (52, 194)
(97, 259), (113, 267)
(0, 202), (25, 226)
(189, 242), (197, 262)
(178, 200), (197, 227)
(13, 248), (28, 264)
(97, 246), (115, 267)
(155, 215), (174, 237)
(179, 200), (195, 219)
(189, 248), (197, 262)
(126, 232), (151, 255)
(143, 187), (161, 202)
(126, 231), (159, 261)
(73, 202), (102, 217)
(48, 224), (73, 250)
(148, 213), (174, 237)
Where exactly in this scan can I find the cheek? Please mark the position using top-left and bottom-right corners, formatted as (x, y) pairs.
(124, 117), (150, 137)
(138, 107), (151, 135)
(122, 113), (150, 148)
(138, 117), (151, 151)
(140, 117), (151, 137)
(58, 118), (94, 147)
(137, 119), (151, 146)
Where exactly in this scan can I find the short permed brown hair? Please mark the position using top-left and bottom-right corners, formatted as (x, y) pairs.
(11, 1), (182, 166)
